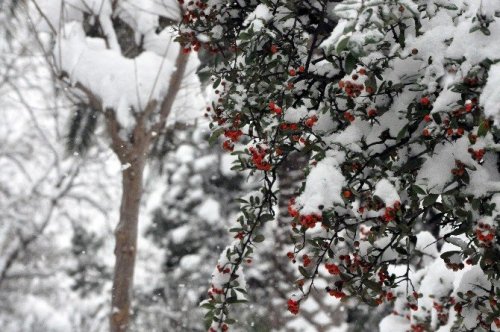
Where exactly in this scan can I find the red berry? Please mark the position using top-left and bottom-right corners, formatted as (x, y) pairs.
(328, 290), (346, 298)
(302, 255), (311, 267)
(222, 140), (234, 152)
(270, 44), (278, 54)
(325, 263), (341, 275)
(305, 115), (318, 128)
(269, 100), (276, 111)
(288, 199), (298, 217)
(224, 130), (243, 142)
(343, 112), (355, 123)
(368, 109), (377, 117)
(420, 96), (430, 106)
(289, 69), (296, 76)
(287, 299), (300, 315)
(423, 114), (432, 122)
(298, 65), (305, 73)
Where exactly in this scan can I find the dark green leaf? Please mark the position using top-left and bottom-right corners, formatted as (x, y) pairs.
(423, 194), (439, 207)
(253, 234), (265, 243)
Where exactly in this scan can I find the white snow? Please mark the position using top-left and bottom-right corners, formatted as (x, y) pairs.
(481, 63), (500, 125)
(54, 23), (175, 131)
(374, 179), (400, 206)
(244, 4), (273, 27)
(197, 198), (221, 225)
(296, 155), (346, 215)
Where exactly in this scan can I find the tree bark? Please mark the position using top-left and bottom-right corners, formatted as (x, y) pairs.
(107, 50), (189, 332)
(105, 47), (189, 332)
(30, 1), (189, 329)
(110, 152), (146, 332)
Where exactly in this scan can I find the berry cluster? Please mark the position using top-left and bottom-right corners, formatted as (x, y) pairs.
(382, 201), (401, 223)
(338, 68), (372, 98)
(475, 222), (495, 246)
(249, 146), (271, 171)
(287, 299), (300, 315)
(325, 262), (340, 275)
(268, 101), (283, 116)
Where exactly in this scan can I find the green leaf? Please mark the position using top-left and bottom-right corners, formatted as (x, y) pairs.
(398, 29), (406, 47)
(235, 287), (248, 294)
(226, 297), (238, 303)
(200, 302), (215, 309)
(395, 247), (408, 256)
(239, 32), (252, 41)
(440, 3), (458, 10)
(478, 120), (489, 137)
(209, 128), (224, 146)
(364, 279), (382, 292)
(212, 77), (221, 89)
(253, 234), (265, 243)
(412, 185), (426, 195)
(481, 27), (491, 36)
(259, 214), (274, 222)
(336, 37), (350, 54)
(423, 194), (439, 207)
(396, 124), (408, 142)
(471, 198), (480, 211)
(469, 25), (481, 34)
(440, 250), (461, 260)
(397, 157), (423, 175)
(345, 53), (358, 74)
(299, 266), (310, 278)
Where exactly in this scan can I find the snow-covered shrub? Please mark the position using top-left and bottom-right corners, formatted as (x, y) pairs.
(181, 1), (500, 331)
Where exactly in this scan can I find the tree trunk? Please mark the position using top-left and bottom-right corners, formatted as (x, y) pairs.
(110, 153), (146, 332)
(106, 49), (189, 332)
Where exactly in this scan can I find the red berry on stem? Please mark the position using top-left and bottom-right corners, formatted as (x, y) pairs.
(287, 299), (300, 315)
(269, 100), (276, 111)
(368, 109), (377, 117)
